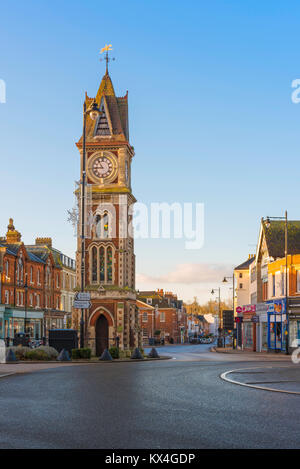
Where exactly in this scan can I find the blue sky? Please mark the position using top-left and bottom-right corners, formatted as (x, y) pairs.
(1, 0), (300, 302)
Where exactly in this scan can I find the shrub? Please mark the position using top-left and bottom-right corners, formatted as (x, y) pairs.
(119, 349), (132, 359)
(109, 347), (119, 359)
(36, 346), (58, 359)
(25, 349), (49, 360)
(71, 348), (91, 359)
(8, 346), (30, 360)
(80, 348), (91, 359)
(71, 348), (81, 359)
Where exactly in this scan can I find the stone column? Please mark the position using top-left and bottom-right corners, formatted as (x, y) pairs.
(118, 147), (127, 187)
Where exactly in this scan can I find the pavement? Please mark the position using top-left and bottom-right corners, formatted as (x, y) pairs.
(1, 343), (300, 448)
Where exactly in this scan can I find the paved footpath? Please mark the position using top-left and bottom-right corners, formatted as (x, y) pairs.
(0, 361), (83, 375)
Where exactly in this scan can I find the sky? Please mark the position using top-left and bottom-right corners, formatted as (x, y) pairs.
(1, 0), (300, 303)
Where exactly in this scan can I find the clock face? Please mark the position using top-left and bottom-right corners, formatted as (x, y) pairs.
(92, 156), (113, 179)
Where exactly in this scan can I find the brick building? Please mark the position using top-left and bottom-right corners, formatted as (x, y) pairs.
(138, 290), (187, 345)
(0, 219), (75, 341)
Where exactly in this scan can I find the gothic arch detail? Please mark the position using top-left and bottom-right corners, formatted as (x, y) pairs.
(89, 306), (114, 327)
(89, 242), (115, 284)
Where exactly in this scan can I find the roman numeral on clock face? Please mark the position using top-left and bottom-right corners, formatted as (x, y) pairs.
(92, 156), (113, 178)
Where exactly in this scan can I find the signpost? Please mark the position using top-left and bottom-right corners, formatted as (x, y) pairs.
(75, 292), (91, 301)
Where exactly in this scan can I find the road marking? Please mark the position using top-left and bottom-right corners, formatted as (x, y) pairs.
(220, 366), (300, 395)
(0, 373), (15, 379)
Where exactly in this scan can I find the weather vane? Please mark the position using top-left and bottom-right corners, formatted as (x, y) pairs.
(100, 44), (115, 74)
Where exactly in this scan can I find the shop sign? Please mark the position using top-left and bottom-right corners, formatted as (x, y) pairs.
(267, 299), (286, 314)
(236, 305), (256, 315)
(251, 315), (259, 323)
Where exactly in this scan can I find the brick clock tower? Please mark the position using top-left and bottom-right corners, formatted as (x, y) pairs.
(75, 66), (139, 356)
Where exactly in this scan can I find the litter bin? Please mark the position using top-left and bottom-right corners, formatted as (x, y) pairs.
(13, 332), (30, 347)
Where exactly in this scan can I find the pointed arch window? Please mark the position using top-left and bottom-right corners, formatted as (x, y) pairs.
(95, 211), (110, 239)
(107, 247), (112, 282)
(99, 247), (105, 282)
(17, 258), (23, 286)
(92, 247), (97, 283)
(90, 245), (114, 284)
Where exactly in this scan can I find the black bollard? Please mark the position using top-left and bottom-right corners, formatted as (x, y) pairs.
(148, 347), (159, 358)
(131, 348), (144, 360)
(99, 349), (113, 361)
(56, 349), (71, 361)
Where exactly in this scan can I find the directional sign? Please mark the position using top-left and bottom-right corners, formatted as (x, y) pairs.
(73, 300), (91, 309)
(75, 292), (91, 301)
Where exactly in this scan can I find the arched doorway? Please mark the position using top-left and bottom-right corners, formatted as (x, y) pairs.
(96, 314), (109, 356)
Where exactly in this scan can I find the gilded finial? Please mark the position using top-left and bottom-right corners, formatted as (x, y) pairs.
(100, 44), (115, 74)
(6, 218), (21, 244)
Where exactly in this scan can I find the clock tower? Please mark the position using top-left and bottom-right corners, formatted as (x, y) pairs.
(75, 66), (139, 356)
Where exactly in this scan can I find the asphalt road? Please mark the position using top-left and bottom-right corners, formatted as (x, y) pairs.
(1, 343), (300, 449)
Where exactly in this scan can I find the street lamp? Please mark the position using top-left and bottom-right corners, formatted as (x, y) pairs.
(222, 274), (235, 349)
(80, 99), (101, 349)
(263, 211), (289, 355)
(211, 287), (222, 346)
(24, 274), (28, 336)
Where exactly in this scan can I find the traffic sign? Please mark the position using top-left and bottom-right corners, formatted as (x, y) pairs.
(73, 300), (91, 309)
(75, 292), (91, 301)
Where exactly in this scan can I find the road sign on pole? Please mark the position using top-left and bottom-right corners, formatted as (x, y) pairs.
(75, 292), (91, 301)
(73, 300), (91, 309)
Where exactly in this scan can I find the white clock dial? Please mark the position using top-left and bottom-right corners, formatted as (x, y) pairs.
(92, 156), (113, 178)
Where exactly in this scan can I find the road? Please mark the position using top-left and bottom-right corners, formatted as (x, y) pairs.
(0, 343), (300, 449)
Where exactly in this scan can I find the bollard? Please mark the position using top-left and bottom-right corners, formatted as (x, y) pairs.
(99, 349), (113, 361)
(148, 348), (159, 359)
(131, 348), (144, 360)
(56, 349), (71, 361)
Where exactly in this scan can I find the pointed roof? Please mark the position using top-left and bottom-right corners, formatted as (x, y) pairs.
(80, 71), (129, 144)
(263, 220), (300, 259)
(234, 256), (255, 271)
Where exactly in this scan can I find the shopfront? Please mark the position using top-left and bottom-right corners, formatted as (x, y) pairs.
(287, 298), (300, 350)
(238, 305), (257, 351)
(0, 307), (43, 341)
(255, 303), (268, 352)
(267, 299), (287, 352)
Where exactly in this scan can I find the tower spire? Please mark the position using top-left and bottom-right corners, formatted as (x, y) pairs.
(100, 44), (115, 75)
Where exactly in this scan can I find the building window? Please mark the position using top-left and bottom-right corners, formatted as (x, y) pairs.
(37, 269), (41, 285)
(107, 247), (112, 283)
(56, 274), (59, 288)
(239, 273), (243, 278)
(146, 298), (152, 305)
(36, 295), (40, 308)
(99, 247), (105, 282)
(5, 261), (9, 279)
(160, 312), (165, 322)
(17, 258), (23, 285)
(30, 266), (33, 284)
(239, 283), (243, 289)
(92, 247), (97, 283)
(90, 245), (114, 284)
(95, 211), (110, 239)
(29, 294), (33, 307)
(297, 271), (300, 293)
(142, 312), (148, 322)
(45, 266), (51, 287)
(272, 274), (276, 297)
(4, 291), (9, 304)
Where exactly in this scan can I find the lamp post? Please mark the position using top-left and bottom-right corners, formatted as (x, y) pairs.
(24, 274), (28, 336)
(222, 275), (235, 349)
(264, 211), (289, 355)
(80, 99), (101, 348)
(211, 287), (222, 346)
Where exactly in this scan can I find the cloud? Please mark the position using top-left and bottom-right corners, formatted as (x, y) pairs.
(136, 263), (233, 285)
